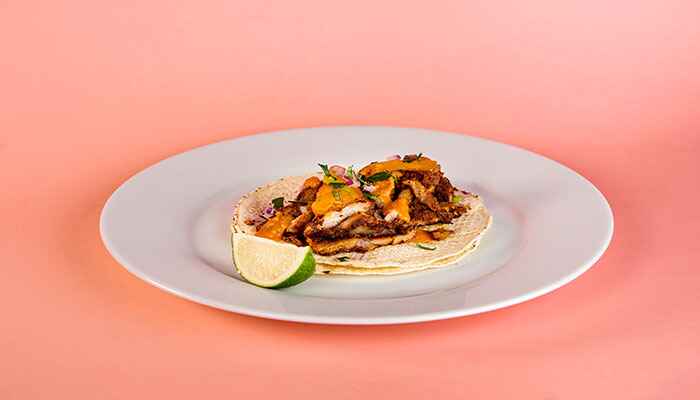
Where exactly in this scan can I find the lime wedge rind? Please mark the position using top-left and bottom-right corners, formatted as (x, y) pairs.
(231, 233), (316, 289)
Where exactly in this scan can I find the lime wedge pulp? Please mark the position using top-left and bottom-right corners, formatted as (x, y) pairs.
(232, 233), (316, 289)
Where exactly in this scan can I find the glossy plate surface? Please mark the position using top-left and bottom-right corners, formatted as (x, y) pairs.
(100, 127), (613, 324)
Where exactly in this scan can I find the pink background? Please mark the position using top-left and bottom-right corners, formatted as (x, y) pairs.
(1, 1), (699, 398)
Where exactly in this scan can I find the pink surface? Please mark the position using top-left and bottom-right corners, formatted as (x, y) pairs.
(1, 1), (699, 398)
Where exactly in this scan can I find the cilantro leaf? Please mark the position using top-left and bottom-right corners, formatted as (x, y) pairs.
(271, 197), (284, 210)
(416, 243), (436, 251)
(363, 192), (379, 202)
(403, 153), (423, 163)
(366, 171), (392, 183)
(346, 165), (354, 179)
(356, 172), (368, 186)
(318, 163), (331, 177)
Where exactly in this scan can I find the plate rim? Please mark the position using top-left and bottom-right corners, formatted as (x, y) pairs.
(99, 125), (614, 325)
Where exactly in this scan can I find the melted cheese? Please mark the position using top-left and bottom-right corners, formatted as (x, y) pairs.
(255, 212), (295, 241)
(410, 229), (434, 243)
(383, 188), (412, 222)
(373, 179), (395, 206)
(383, 196), (410, 222)
(359, 157), (439, 177)
(311, 184), (365, 216)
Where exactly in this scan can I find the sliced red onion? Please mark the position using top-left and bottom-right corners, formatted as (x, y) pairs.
(329, 165), (346, 177)
(262, 206), (275, 218)
(342, 176), (353, 185)
(386, 154), (401, 160)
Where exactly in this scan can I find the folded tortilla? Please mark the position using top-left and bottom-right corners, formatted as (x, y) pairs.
(232, 175), (492, 275)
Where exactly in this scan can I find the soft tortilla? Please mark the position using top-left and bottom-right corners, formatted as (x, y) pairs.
(314, 239), (483, 275)
(232, 175), (492, 275)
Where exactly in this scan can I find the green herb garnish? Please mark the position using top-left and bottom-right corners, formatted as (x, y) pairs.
(352, 167), (370, 186)
(318, 163), (331, 176)
(319, 163), (348, 187)
(356, 172), (368, 186)
(271, 197), (284, 209)
(416, 243), (436, 251)
(346, 165), (354, 180)
(452, 195), (463, 204)
(337, 256), (350, 262)
(404, 153), (423, 163)
(363, 192), (378, 202)
(332, 190), (341, 201)
(366, 171), (392, 183)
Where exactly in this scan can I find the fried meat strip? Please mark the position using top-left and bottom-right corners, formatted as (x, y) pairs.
(295, 176), (322, 204)
(403, 180), (440, 211)
(308, 231), (416, 255)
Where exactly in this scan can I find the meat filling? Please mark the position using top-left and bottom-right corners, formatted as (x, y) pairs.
(254, 155), (468, 254)
(295, 176), (322, 204)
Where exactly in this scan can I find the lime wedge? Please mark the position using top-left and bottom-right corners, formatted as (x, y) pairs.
(232, 233), (316, 288)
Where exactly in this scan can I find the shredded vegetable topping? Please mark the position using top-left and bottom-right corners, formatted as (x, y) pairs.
(250, 153), (472, 257)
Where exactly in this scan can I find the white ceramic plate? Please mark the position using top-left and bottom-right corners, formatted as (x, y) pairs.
(100, 127), (613, 324)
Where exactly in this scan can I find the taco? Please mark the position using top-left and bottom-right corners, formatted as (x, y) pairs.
(231, 154), (492, 275)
